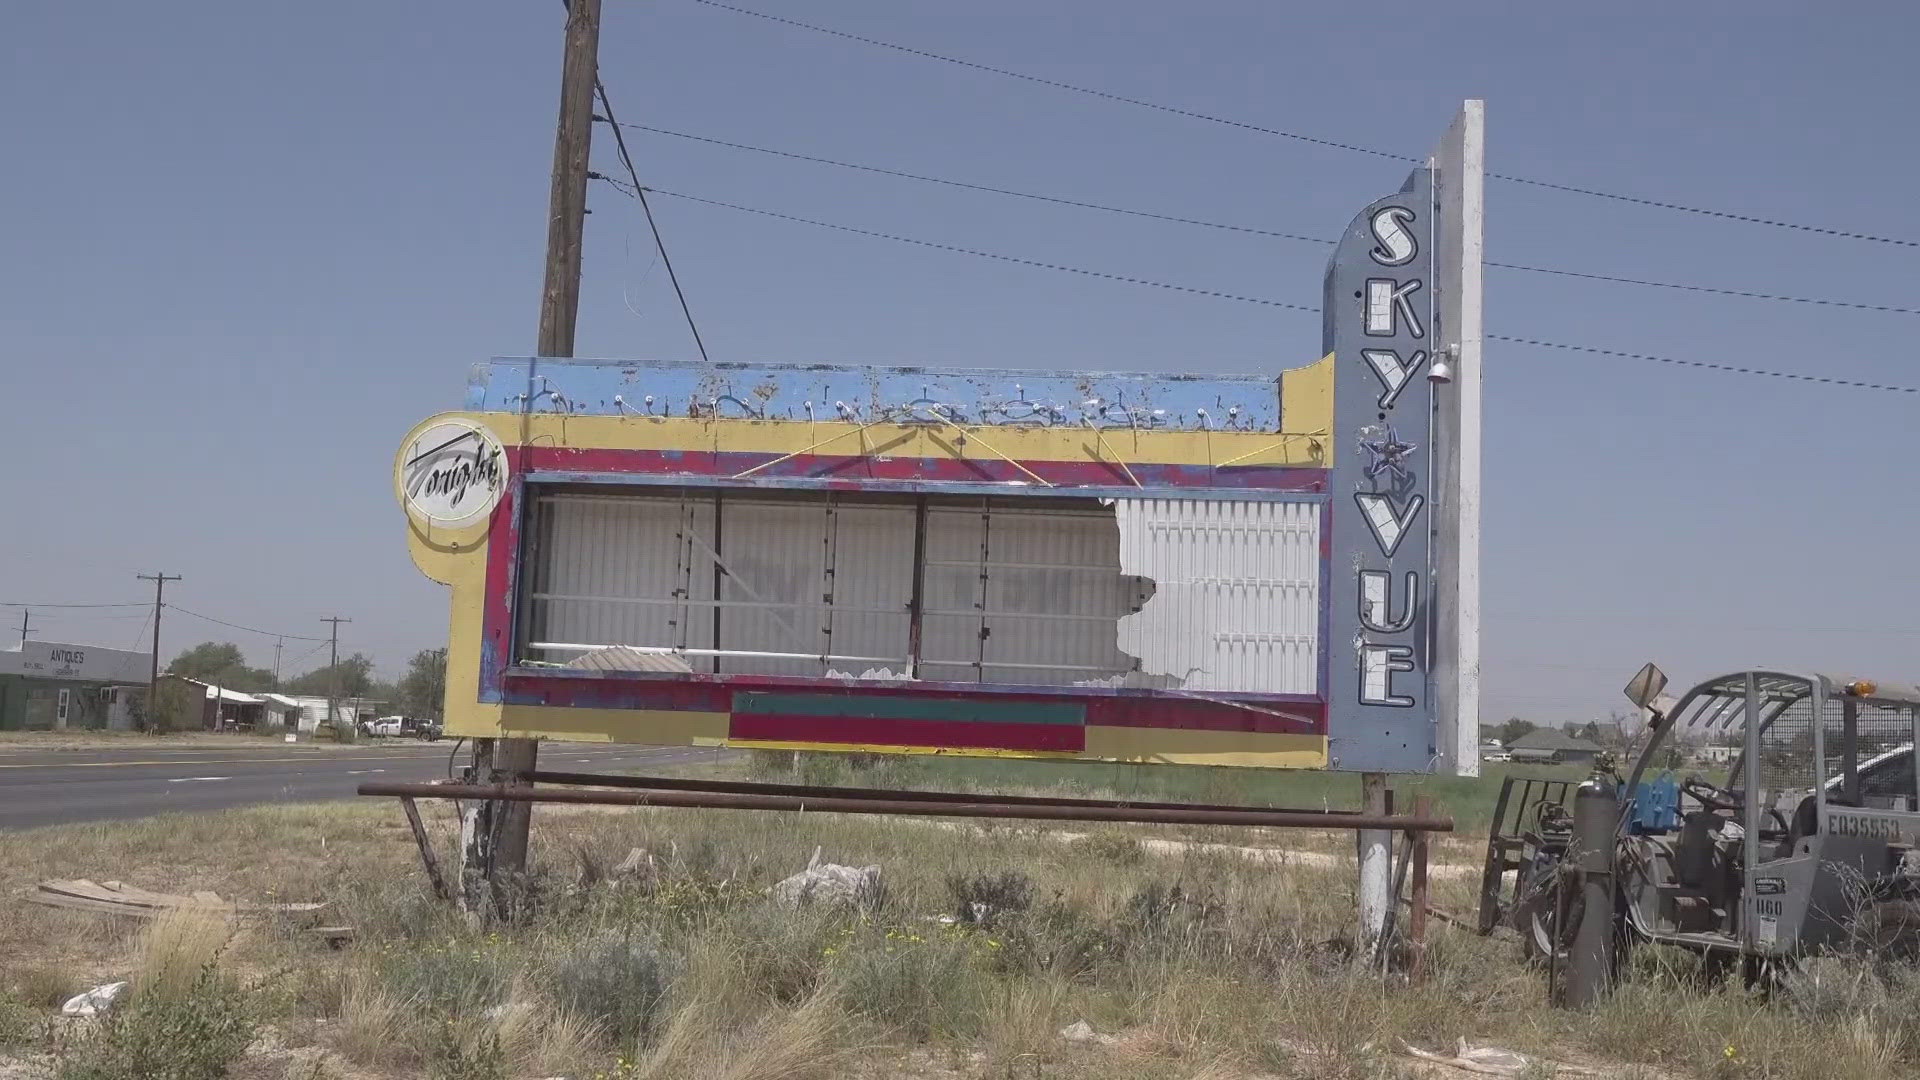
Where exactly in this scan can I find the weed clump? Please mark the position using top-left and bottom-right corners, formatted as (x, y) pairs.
(543, 934), (669, 1050)
(946, 870), (1033, 927)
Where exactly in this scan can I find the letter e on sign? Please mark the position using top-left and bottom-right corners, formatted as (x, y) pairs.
(398, 418), (510, 529)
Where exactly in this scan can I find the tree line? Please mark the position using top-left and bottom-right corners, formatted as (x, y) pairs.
(166, 641), (447, 719)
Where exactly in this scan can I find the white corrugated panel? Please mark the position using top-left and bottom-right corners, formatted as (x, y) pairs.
(1114, 499), (1320, 694)
(714, 499), (829, 676)
(530, 493), (716, 662)
(530, 492), (914, 678)
(821, 503), (915, 673)
(919, 503), (1141, 686)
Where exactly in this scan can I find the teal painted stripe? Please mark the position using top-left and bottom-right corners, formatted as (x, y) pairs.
(732, 692), (1084, 726)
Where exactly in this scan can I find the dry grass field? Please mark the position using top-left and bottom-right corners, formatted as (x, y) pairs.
(2, 751), (1918, 1079)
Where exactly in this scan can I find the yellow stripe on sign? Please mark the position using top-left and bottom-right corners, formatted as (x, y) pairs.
(447, 412), (1329, 469)
(1083, 728), (1328, 770)
(456, 707), (732, 745)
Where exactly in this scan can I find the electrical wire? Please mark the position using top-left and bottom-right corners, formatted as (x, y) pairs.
(0, 600), (146, 608)
(163, 604), (329, 642)
(638, 185), (1920, 395)
(1484, 334), (1920, 395)
(592, 83), (713, 364)
(631, 185), (1320, 313)
(625, 122), (1920, 317)
(693, 0), (1919, 249)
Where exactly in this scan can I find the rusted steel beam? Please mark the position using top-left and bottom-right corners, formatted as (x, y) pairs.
(360, 780), (1454, 832)
(523, 769), (1363, 819)
(398, 796), (451, 901)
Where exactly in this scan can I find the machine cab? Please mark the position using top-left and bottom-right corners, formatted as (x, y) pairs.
(1618, 670), (1920, 957)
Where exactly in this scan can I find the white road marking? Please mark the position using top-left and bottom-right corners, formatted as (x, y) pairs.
(346, 769), (387, 775)
(166, 776), (231, 783)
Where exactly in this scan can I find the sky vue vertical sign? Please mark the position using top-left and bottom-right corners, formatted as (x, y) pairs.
(1324, 168), (1437, 773)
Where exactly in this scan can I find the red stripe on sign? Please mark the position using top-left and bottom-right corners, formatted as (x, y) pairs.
(729, 714), (1086, 752)
(1087, 697), (1325, 735)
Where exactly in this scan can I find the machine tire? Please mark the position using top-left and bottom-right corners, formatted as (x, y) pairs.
(1515, 866), (1579, 965)
(1854, 900), (1920, 966)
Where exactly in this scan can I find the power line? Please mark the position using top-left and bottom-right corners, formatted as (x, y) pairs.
(624, 123), (1334, 247)
(1485, 334), (1920, 395)
(689, 0), (1415, 164)
(0, 600), (146, 609)
(692, 0), (1919, 250)
(637, 184), (1920, 396)
(163, 604), (329, 642)
(590, 82), (713, 363)
(626, 122), (1920, 317)
(632, 185), (1319, 314)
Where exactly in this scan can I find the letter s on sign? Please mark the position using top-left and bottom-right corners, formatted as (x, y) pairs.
(1368, 206), (1418, 267)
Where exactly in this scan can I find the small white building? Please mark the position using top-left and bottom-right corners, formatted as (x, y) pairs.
(281, 695), (381, 733)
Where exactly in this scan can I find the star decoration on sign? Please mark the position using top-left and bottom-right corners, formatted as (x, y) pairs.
(1358, 423), (1418, 486)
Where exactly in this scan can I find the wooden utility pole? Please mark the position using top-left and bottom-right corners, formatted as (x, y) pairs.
(17, 609), (31, 646)
(135, 573), (180, 731)
(467, 0), (601, 911)
(322, 617), (350, 736)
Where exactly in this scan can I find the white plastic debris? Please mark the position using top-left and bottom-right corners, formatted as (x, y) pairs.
(1402, 1040), (1542, 1077)
(773, 850), (882, 911)
(61, 981), (128, 1017)
(613, 847), (651, 877)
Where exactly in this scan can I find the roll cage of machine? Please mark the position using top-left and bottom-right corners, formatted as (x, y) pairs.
(1481, 668), (1920, 968)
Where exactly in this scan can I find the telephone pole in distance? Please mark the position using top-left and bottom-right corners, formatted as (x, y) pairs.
(135, 572), (181, 731)
(322, 617), (351, 736)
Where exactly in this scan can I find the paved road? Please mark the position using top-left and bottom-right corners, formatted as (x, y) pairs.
(0, 742), (724, 829)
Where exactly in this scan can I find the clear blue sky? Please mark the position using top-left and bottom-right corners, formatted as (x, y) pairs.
(3, 2), (1916, 724)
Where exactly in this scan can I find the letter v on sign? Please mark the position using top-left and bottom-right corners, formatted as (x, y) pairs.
(1354, 492), (1425, 558)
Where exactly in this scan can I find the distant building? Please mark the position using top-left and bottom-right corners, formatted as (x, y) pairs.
(1507, 728), (1605, 765)
(1697, 744), (1738, 765)
(280, 694), (382, 733)
(0, 640), (151, 731)
(256, 693), (306, 731)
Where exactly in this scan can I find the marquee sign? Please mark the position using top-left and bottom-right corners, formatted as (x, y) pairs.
(395, 104), (1481, 777)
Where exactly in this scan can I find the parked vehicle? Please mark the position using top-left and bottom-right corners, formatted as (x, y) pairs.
(1479, 666), (1920, 977)
(370, 715), (408, 737)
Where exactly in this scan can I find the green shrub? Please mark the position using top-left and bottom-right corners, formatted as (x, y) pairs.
(543, 934), (668, 1050)
(371, 936), (511, 1013)
(58, 964), (256, 1080)
(429, 1022), (507, 1080)
(0, 996), (39, 1049)
(946, 871), (1034, 927)
(832, 925), (984, 1039)
(1070, 831), (1146, 867)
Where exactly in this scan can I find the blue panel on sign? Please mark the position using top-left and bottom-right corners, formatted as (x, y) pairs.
(464, 357), (1284, 433)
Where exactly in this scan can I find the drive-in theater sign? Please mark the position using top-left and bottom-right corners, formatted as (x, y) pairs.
(396, 108), (1481, 777)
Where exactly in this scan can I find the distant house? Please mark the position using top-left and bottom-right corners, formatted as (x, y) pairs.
(280, 695), (382, 733)
(1507, 728), (1604, 765)
(256, 693), (306, 731)
(1696, 744), (1738, 765)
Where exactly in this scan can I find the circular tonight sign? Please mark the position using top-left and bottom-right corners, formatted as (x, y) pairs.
(398, 418), (509, 529)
